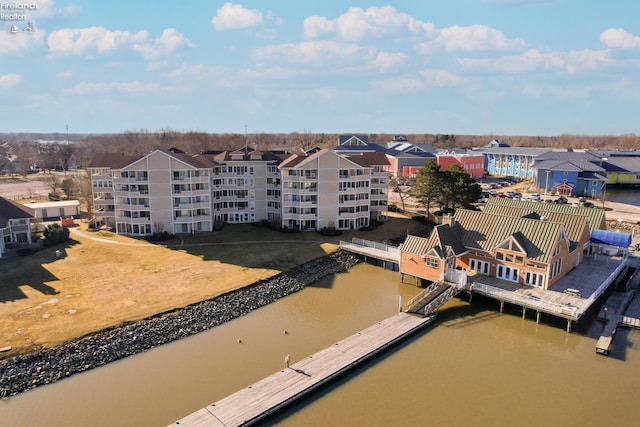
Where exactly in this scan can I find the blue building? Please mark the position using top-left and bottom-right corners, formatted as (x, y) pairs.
(477, 145), (551, 178)
(532, 151), (607, 197)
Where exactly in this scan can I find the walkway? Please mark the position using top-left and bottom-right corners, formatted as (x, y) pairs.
(170, 312), (435, 426)
(339, 238), (400, 264)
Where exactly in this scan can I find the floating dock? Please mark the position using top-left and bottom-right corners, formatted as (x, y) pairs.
(171, 312), (435, 426)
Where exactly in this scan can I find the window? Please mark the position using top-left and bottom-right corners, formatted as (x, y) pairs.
(524, 271), (545, 287)
(426, 258), (438, 268)
(497, 265), (519, 282)
(469, 259), (490, 275)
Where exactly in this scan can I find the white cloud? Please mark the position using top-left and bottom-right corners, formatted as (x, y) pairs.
(255, 40), (375, 66)
(600, 28), (640, 49)
(64, 81), (159, 95)
(303, 6), (435, 41)
(371, 52), (407, 72)
(133, 28), (193, 60)
(457, 48), (610, 74)
(240, 65), (307, 80)
(0, 73), (23, 88)
(57, 71), (73, 79)
(370, 77), (426, 94)
(211, 2), (263, 31)
(167, 64), (206, 79)
(48, 27), (148, 55)
(420, 24), (526, 52)
(420, 69), (464, 87)
(0, 30), (47, 55)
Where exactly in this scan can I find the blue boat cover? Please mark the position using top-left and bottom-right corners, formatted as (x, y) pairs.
(590, 229), (632, 248)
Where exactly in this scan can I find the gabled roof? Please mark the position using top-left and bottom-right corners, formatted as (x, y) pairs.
(345, 152), (390, 167)
(338, 135), (370, 145)
(401, 234), (433, 256)
(532, 159), (605, 173)
(427, 224), (467, 258)
(453, 209), (563, 262)
(0, 196), (33, 228)
(482, 197), (604, 235)
(603, 157), (640, 173)
(88, 153), (141, 168)
(536, 150), (602, 162)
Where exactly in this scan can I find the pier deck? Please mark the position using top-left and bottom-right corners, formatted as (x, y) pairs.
(171, 312), (435, 427)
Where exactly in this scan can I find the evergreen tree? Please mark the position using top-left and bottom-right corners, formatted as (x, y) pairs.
(412, 160), (443, 219)
(43, 223), (70, 246)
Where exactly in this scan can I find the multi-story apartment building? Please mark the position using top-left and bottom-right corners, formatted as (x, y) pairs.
(88, 147), (389, 236)
(278, 149), (389, 230)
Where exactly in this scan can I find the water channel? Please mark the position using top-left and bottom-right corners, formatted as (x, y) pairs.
(2, 263), (640, 426)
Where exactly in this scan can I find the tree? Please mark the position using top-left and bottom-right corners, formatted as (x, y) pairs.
(46, 175), (62, 199)
(43, 223), (70, 245)
(412, 160), (443, 219)
(412, 161), (483, 218)
(439, 164), (482, 211)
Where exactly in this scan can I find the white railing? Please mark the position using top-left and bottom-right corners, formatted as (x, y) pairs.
(351, 237), (397, 253)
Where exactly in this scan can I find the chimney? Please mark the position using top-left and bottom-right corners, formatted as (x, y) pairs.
(442, 213), (455, 227)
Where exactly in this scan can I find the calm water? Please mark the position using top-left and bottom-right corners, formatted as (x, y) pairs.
(2, 264), (640, 426)
(607, 187), (640, 207)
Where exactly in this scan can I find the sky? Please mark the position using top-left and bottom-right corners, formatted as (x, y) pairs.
(1, 0), (639, 136)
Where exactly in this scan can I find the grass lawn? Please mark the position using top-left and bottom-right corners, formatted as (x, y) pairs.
(0, 213), (429, 359)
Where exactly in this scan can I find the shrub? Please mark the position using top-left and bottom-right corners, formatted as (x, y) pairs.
(317, 227), (342, 236)
(43, 223), (70, 246)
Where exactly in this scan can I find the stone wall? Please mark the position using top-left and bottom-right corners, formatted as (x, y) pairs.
(0, 251), (361, 397)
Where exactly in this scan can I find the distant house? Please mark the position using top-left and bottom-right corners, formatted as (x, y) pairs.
(0, 196), (34, 258)
(23, 200), (81, 223)
(435, 150), (485, 179)
(600, 157), (640, 186)
(384, 138), (435, 178)
(399, 198), (607, 290)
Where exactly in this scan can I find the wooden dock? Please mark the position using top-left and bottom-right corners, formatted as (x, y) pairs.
(171, 312), (435, 426)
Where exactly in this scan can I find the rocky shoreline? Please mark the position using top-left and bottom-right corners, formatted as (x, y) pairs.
(0, 251), (362, 398)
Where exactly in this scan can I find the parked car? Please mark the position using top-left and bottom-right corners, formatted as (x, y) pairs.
(554, 196), (568, 204)
(530, 194), (541, 201)
(496, 192), (507, 198)
(582, 201), (595, 208)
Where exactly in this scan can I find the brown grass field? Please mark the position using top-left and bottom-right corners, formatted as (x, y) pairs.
(0, 213), (429, 359)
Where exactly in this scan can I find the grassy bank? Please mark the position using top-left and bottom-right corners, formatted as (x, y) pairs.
(0, 213), (428, 359)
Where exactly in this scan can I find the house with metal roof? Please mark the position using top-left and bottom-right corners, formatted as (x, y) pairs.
(601, 156), (640, 186)
(532, 151), (607, 197)
(399, 197), (606, 290)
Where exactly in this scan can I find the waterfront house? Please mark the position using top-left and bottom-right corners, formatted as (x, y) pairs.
(0, 196), (34, 258)
(399, 198), (606, 290)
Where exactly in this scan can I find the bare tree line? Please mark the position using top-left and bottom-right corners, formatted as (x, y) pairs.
(2, 131), (638, 175)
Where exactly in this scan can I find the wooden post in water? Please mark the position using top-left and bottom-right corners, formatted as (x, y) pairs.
(566, 320), (572, 333)
(500, 300), (504, 313)
(536, 311), (541, 324)
(522, 306), (527, 320)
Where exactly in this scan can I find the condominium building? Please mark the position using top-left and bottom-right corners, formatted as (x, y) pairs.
(279, 149), (389, 230)
(88, 147), (389, 236)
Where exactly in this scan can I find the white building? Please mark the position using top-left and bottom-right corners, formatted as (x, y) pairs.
(88, 148), (389, 236)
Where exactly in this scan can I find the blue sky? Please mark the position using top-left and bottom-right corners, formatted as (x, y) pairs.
(1, 1), (639, 136)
